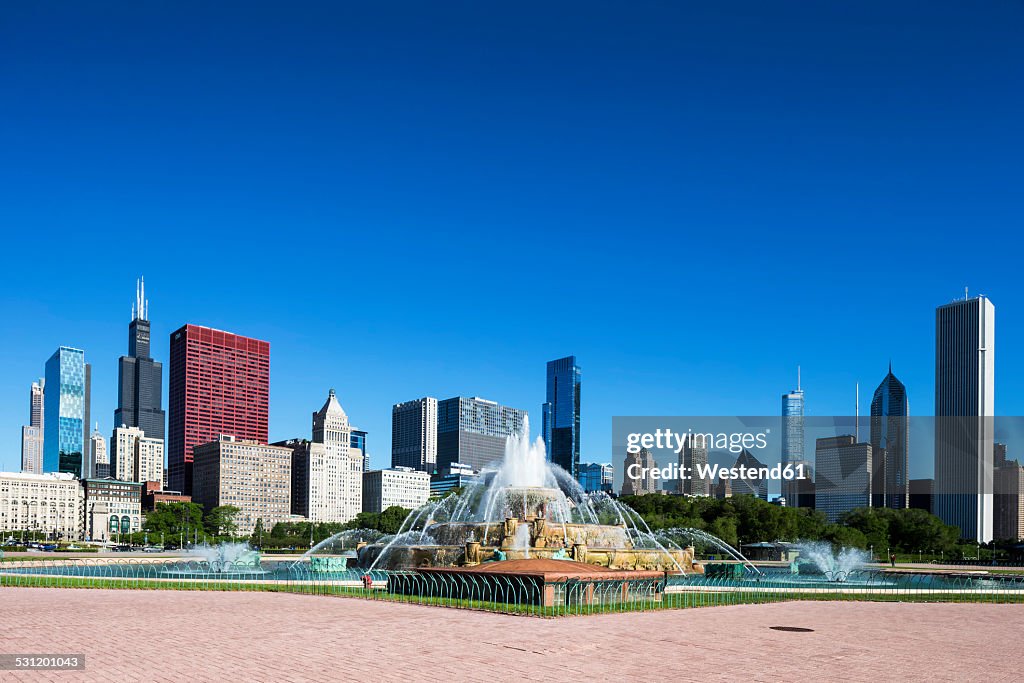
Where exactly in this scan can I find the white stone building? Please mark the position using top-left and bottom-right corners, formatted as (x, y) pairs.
(0, 471), (83, 540)
(362, 467), (430, 513)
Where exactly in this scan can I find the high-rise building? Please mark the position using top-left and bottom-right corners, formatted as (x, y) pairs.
(351, 429), (369, 471)
(621, 448), (657, 496)
(43, 347), (91, 477)
(909, 478), (934, 514)
(114, 278), (165, 446)
(277, 390), (363, 523)
(542, 356), (581, 478)
(815, 435), (872, 522)
(934, 295), (995, 542)
(436, 397), (527, 473)
(870, 364), (910, 510)
(20, 379), (45, 474)
(679, 435), (710, 496)
(391, 398), (438, 471)
(577, 462), (613, 493)
(731, 449), (769, 501)
(167, 324), (270, 495)
(994, 460), (1024, 541)
(192, 435), (293, 535)
(87, 425), (107, 480)
(781, 369), (806, 506)
(362, 467), (431, 513)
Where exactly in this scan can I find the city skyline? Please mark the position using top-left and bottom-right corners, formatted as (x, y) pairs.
(3, 3), (1024, 472)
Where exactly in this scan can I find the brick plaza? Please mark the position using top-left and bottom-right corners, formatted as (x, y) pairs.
(1, 588), (1020, 681)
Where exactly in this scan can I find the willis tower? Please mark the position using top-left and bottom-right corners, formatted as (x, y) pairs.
(115, 277), (165, 443)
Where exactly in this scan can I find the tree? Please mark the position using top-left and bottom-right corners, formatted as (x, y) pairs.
(250, 519), (265, 548)
(206, 506), (241, 538)
(144, 502), (207, 540)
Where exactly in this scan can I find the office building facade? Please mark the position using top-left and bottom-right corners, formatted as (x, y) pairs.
(362, 467), (431, 513)
(679, 436), (710, 496)
(577, 462), (613, 493)
(391, 398), (437, 471)
(20, 379), (45, 474)
(436, 397), (527, 472)
(870, 365), (910, 509)
(167, 324), (270, 494)
(542, 356), (581, 478)
(192, 435), (292, 535)
(0, 471), (83, 540)
(114, 278), (165, 446)
(934, 296), (995, 542)
(87, 425), (106, 480)
(43, 346), (91, 477)
(83, 478), (143, 542)
(815, 435), (872, 522)
(621, 448), (657, 496)
(995, 460), (1024, 541)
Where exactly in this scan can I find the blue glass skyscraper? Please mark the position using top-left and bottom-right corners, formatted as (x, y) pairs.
(43, 346), (91, 477)
(542, 356), (581, 479)
(870, 363), (910, 509)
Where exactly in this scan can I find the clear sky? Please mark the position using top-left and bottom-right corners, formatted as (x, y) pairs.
(2, 1), (1022, 473)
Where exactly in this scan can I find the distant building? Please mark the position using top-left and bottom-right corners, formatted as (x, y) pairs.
(43, 346), (91, 477)
(934, 295), (995, 542)
(430, 462), (479, 498)
(621, 448), (657, 496)
(110, 425), (163, 484)
(20, 379), (44, 474)
(542, 356), (581, 478)
(731, 449), (769, 501)
(83, 478), (143, 542)
(391, 398), (438, 472)
(141, 481), (191, 512)
(436, 397), (527, 473)
(114, 278), (165, 448)
(815, 435), (872, 522)
(87, 425), (107, 480)
(350, 429), (369, 471)
(679, 435), (709, 496)
(0, 471), (83, 540)
(870, 364), (910, 509)
(276, 390), (363, 523)
(713, 477), (732, 499)
(167, 324), (270, 495)
(781, 369), (806, 506)
(363, 467), (430, 513)
(192, 436), (292, 535)
(577, 463), (613, 493)
(995, 460), (1024, 541)
(909, 478), (934, 514)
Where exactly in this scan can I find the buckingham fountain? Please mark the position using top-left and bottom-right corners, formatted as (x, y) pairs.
(311, 419), (701, 574)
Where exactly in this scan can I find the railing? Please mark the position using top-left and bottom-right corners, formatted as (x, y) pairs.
(2, 559), (1023, 617)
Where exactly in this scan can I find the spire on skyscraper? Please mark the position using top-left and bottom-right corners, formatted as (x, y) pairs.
(134, 276), (148, 321)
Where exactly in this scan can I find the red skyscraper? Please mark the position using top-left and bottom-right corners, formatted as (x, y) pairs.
(167, 324), (270, 495)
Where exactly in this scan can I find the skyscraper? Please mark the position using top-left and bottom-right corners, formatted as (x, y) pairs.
(678, 435), (710, 496)
(436, 396), (527, 472)
(934, 295), (995, 542)
(542, 356), (581, 478)
(815, 435), (872, 522)
(391, 398), (438, 471)
(578, 462), (613, 493)
(114, 278), (165, 443)
(781, 369), (806, 506)
(870, 364), (910, 509)
(731, 449), (769, 501)
(311, 389), (362, 521)
(20, 378), (44, 473)
(43, 346), (91, 477)
(87, 424), (107, 480)
(167, 324), (270, 494)
(621, 448), (657, 496)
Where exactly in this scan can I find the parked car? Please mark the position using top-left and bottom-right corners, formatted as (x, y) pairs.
(143, 545), (163, 553)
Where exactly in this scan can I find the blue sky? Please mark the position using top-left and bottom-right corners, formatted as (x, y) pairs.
(1, 1), (1022, 473)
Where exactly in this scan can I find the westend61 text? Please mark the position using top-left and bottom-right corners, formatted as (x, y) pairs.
(625, 462), (809, 482)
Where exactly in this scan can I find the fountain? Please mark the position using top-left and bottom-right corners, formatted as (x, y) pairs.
(159, 542), (267, 577)
(314, 419), (701, 573)
(795, 541), (870, 582)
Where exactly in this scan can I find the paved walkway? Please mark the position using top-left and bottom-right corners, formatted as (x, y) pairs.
(1, 588), (1021, 682)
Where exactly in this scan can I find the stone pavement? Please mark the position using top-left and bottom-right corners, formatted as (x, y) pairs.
(1, 587), (1020, 682)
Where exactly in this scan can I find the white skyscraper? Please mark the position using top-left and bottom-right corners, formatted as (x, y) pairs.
(295, 389), (363, 522)
(87, 424), (107, 480)
(20, 379), (44, 474)
(934, 294), (995, 543)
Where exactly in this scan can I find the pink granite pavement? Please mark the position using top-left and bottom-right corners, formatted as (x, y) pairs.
(1, 587), (1020, 682)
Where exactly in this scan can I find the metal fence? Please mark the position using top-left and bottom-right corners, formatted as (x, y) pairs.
(2, 559), (1023, 617)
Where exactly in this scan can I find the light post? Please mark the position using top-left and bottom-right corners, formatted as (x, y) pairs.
(870, 544), (874, 562)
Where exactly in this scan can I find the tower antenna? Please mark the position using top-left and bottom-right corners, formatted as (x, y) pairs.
(855, 382), (860, 442)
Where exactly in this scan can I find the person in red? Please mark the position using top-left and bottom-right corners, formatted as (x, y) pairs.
(890, 553), (896, 568)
